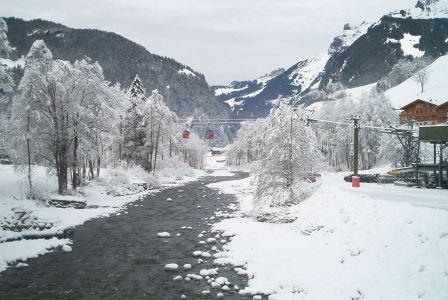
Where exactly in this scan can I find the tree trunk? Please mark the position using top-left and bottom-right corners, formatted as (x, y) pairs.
(72, 127), (79, 190)
(118, 116), (123, 160)
(152, 124), (161, 174)
(26, 113), (33, 197)
(58, 145), (68, 194)
(88, 160), (94, 180)
(82, 159), (87, 181)
(287, 114), (293, 188)
(96, 156), (101, 178)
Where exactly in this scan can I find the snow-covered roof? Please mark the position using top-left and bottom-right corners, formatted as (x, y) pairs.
(399, 98), (442, 110)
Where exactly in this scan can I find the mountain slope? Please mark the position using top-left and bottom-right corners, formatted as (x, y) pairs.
(385, 54), (448, 108)
(212, 22), (371, 117)
(214, 0), (448, 118)
(4, 17), (229, 119)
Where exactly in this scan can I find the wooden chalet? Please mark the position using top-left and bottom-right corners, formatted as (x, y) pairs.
(399, 99), (448, 125)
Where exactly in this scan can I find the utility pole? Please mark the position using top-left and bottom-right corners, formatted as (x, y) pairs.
(349, 115), (360, 176)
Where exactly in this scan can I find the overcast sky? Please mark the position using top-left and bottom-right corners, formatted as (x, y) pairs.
(1, 0), (412, 85)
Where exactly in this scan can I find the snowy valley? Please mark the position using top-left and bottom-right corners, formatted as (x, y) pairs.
(0, 0), (448, 299)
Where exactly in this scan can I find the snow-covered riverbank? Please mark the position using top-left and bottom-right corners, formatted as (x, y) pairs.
(209, 173), (448, 299)
(0, 163), (205, 272)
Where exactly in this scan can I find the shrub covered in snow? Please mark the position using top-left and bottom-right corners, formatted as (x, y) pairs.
(154, 157), (197, 183)
(99, 165), (159, 196)
(250, 103), (322, 218)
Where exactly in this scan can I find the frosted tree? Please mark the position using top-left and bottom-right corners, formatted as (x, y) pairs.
(174, 128), (208, 169)
(314, 90), (400, 171)
(143, 89), (178, 173)
(377, 57), (432, 91)
(0, 18), (13, 95)
(357, 91), (398, 169)
(226, 121), (264, 166)
(11, 40), (125, 195)
(122, 75), (147, 168)
(9, 40), (53, 196)
(64, 58), (124, 187)
(0, 18), (14, 156)
(314, 98), (354, 170)
(251, 103), (322, 212)
(414, 68), (430, 93)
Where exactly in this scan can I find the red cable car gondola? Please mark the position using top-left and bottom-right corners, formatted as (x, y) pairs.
(182, 129), (190, 139)
(207, 129), (215, 140)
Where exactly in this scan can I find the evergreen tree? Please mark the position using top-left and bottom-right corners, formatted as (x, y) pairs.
(122, 75), (148, 168)
(130, 75), (145, 100)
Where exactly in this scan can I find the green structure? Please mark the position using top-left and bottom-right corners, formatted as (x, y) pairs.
(390, 125), (447, 188)
(419, 125), (448, 142)
(418, 125), (447, 188)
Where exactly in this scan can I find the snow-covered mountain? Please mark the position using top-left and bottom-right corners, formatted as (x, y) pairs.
(3, 17), (229, 120)
(213, 0), (448, 118)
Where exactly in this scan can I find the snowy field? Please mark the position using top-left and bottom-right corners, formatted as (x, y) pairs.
(0, 163), (205, 272)
(208, 173), (448, 299)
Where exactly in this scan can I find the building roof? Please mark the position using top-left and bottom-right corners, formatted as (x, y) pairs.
(400, 99), (436, 110)
(400, 98), (448, 110)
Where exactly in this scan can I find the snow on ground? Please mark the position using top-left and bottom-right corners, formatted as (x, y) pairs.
(386, 54), (448, 109)
(0, 162), (204, 272)
(208, 177), (252, 214)
(308, 54), (448, 112)
(210, 172), (448, 299)
(205, 151), (227, 170)
(0, 238), (71, 272)
(0, 57), (25, 69)
(344, 82), (377, 101)
(387, 34), (425, 58)
(241, 87), (265, 99)
(209, 170), (235, 177)
(304, 83), (377, 111)
(214, 85), (248, 96)
(224, 98), (241, 109)
(288, 53), (330, 91)
(389, 0), (448, 19)
(177, 68), (196, 77)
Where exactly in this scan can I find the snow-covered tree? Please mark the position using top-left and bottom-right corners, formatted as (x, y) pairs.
(143, 89), (178, 173)
(226, 121), (264, 166)
(64, 58), (124, 187)
(251, 103), (322, 212)
(174, 129), (208, 170)
(377, 57), (432, 92)
(357, 91), (399, 169)
(315, 90), (400, 171)
(122, 77), (206, 172)
(0, 18), (14, 157)
(9, 40), (53, 196)
(10, 40), (126, 195)
(414, 68), (430, 93)
(122, 75), (147, 168)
